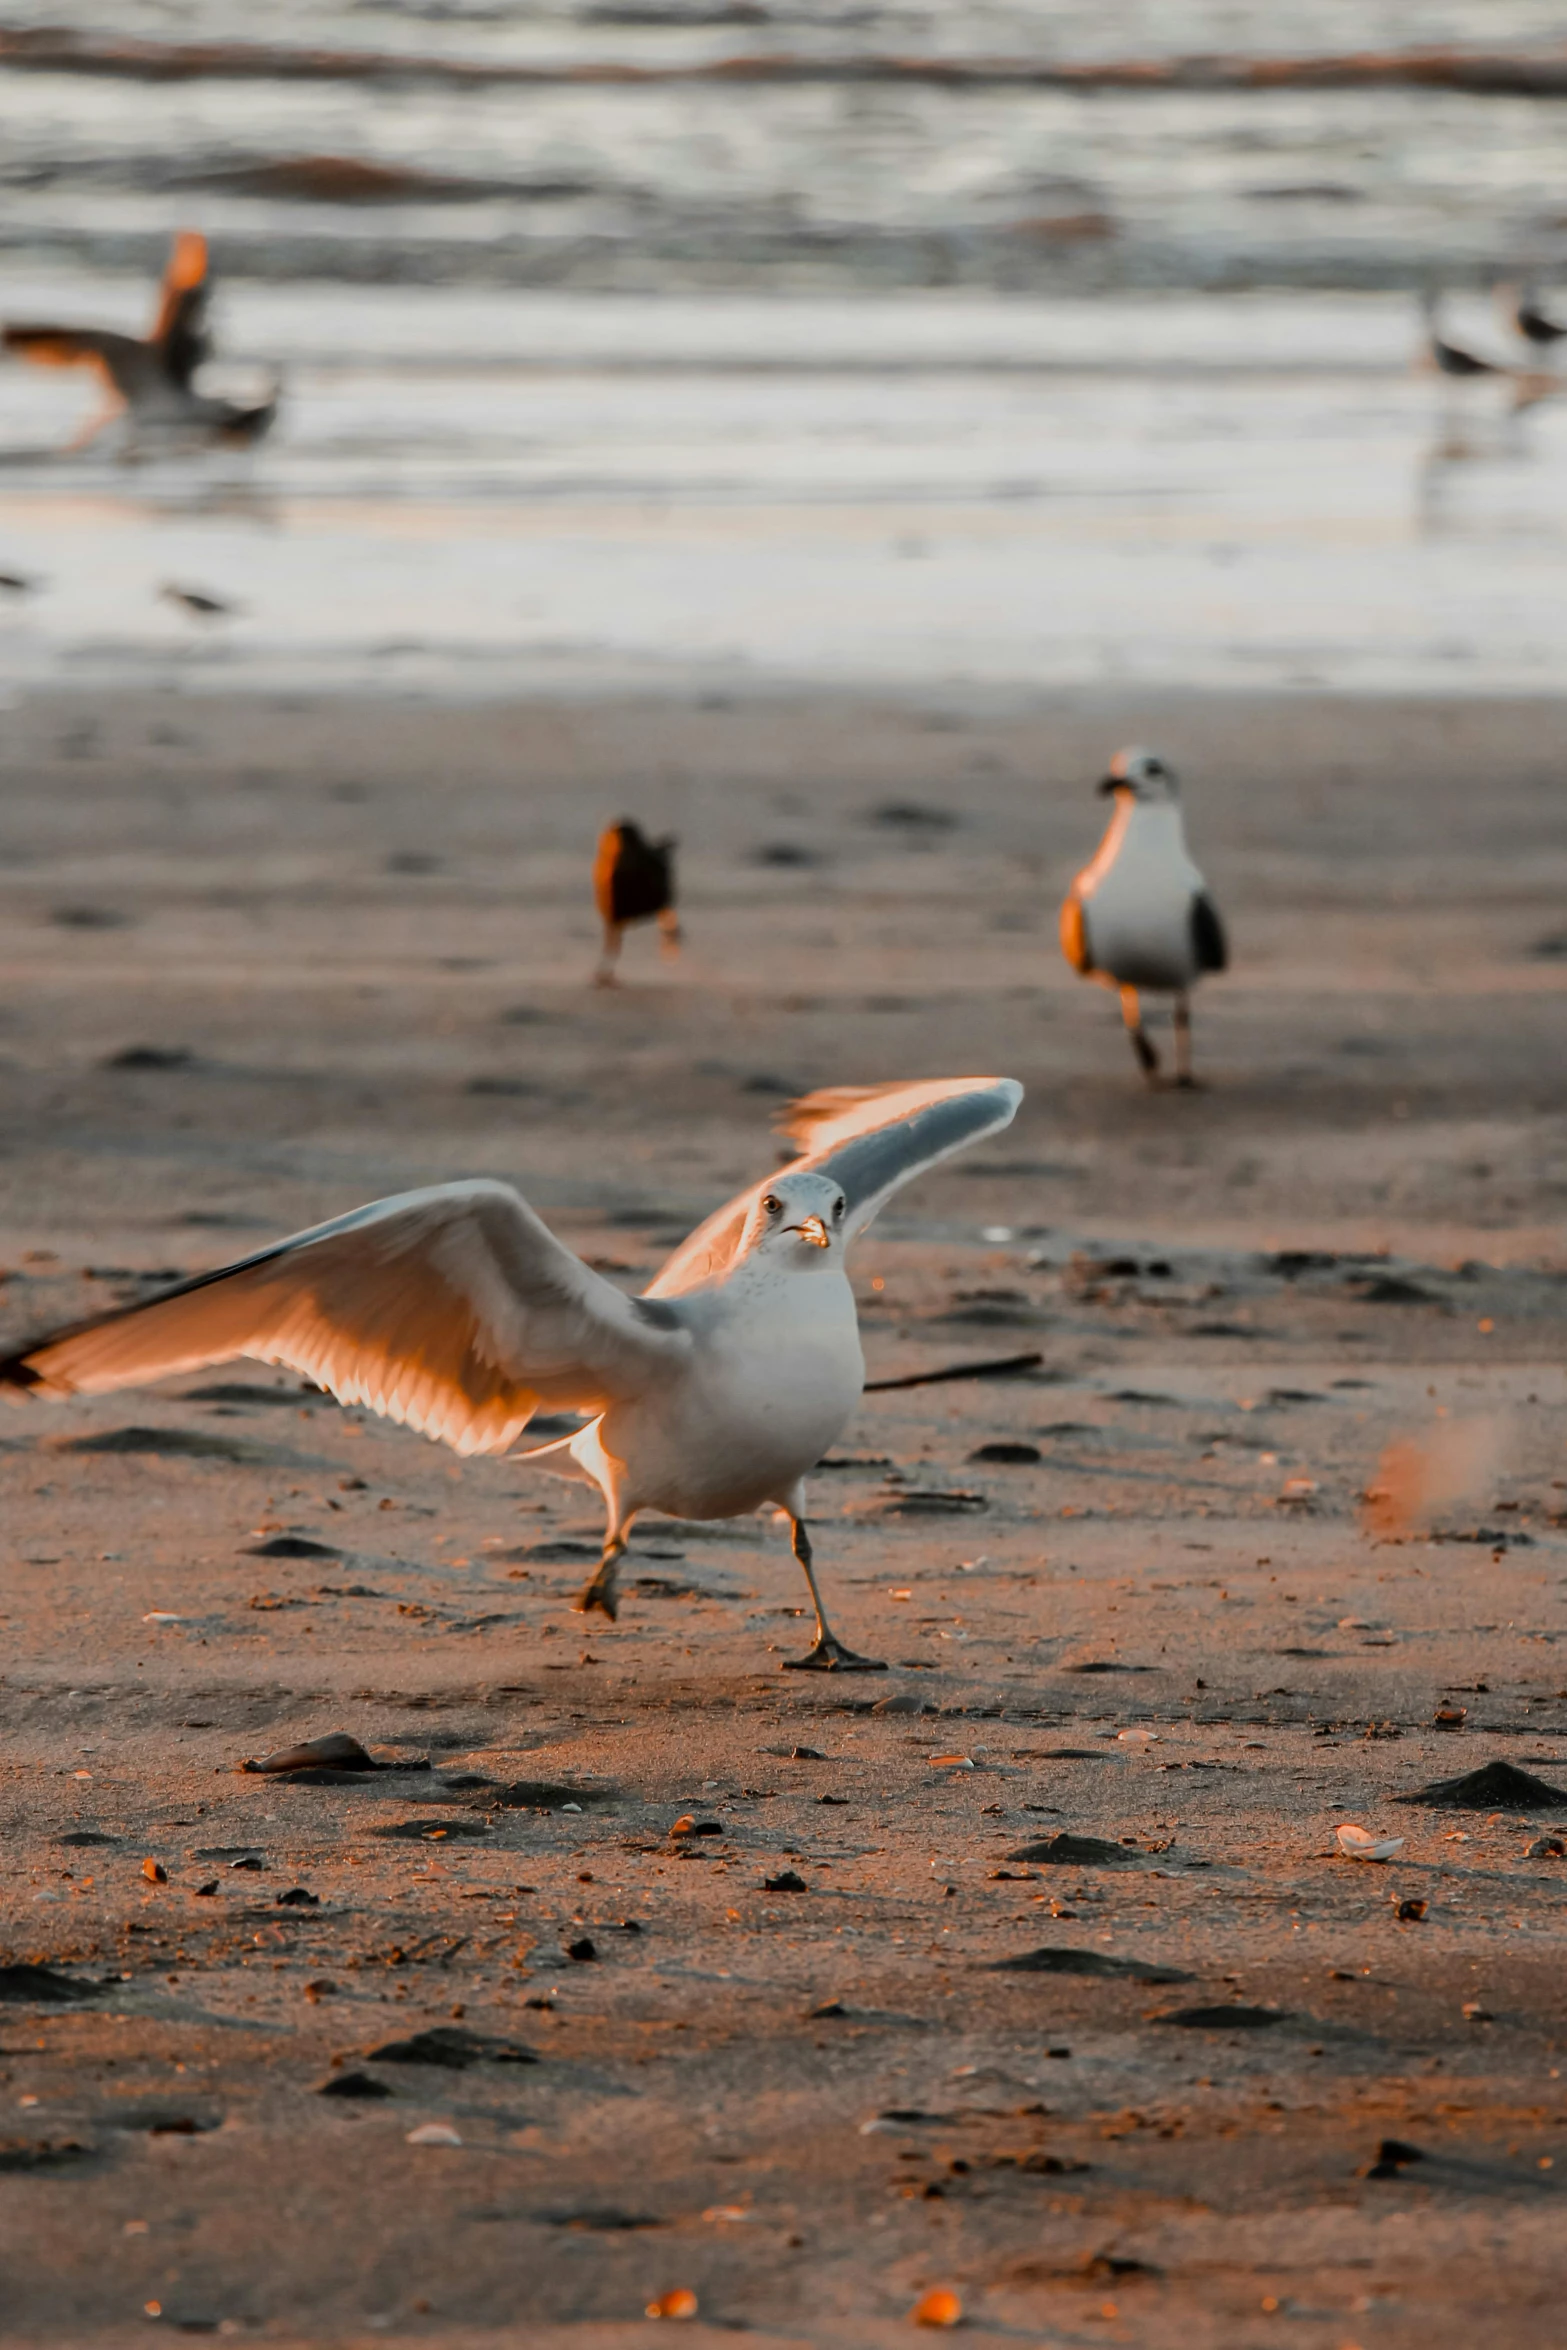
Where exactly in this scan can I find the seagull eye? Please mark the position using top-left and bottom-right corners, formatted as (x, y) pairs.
(833, 1196), (845, 1221)
(762, 1194), (782, 1217)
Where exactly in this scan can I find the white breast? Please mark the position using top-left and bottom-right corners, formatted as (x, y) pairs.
(606, 1264), (864, 1520)
(1073, 801), (1206, 992)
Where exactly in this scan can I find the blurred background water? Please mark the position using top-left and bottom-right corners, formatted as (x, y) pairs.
(1, 0), (1565, 695)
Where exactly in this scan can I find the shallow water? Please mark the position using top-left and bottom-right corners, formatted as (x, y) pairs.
(5, 1), (1567, 702)
(0, 283), (1564, 699)
(3, 1), (1567, 292)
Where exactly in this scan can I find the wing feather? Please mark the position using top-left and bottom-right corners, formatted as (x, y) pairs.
(0, 1179), (683, 1458)
(151, 232), (209, 345)
(648, 1077), (1021, 1296)
(1190, 890), (1228, 973)
(1059, 888), (1095, 975)
(2, 325), (145, 386)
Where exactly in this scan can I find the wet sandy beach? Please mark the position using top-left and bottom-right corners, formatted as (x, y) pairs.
(2, 682), (1566, 2345)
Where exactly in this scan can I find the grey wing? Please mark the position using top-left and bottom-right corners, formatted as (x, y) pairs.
(1190, 891), (1228, 973)
(0, 1179), (684, 1458)
(648, 1077), (1022, 1294)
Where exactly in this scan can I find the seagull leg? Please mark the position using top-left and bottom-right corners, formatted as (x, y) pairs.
(780, 1516), (886, 1673)
(1172, 992), (1200, 1088)
(593, 922), (622, 988)
(61, 394), (123, 455)
(574, 1524), (629, 1620)
(657, 906), (682, 961)
(1119, 985), (1161, 1086)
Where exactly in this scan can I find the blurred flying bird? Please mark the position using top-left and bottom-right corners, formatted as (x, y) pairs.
(593, 818), (679, 984)
(2, 232), (279, 450)
(0, 1076), (1022, 1673)
(1060, 746), (1227, 1087)
(0, 570), (35, 593)
(1420, 292), (1552, 421)
(1498, 281), (1567, 351)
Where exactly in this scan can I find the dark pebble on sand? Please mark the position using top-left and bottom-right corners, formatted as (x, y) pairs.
(1006, 1833), (1137, 1867)
(1154, 2004), (1286, 2029)
(1363, 2137), (1425, 2177)
(317, 2071), (393, 2100)
(276, 1888), (320, 1907)
(991, 1946), (1189, 1982)
(567, 1937), (598, 1962)
(374, 1818), (492, 1841)
(868, 800), (957, 831)
(878, 1488), (988, 1515)
(103, 1044), (188, 1068)
(1396, 1759), (1567, 1810)
(55, 905), (131, 931)
(0, 2138), (92, 2171)
(765, 1870), (808, 1892)
(242, 1733), (378, 1775)
(366, 2026), (536, 2069)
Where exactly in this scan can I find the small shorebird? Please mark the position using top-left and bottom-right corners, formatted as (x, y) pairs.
(1424, 309), (1505, 380)
(1420, 292), (1552, 424)
(2, 232), (279, 451)
(1060, 746), (1227, 1087)
(593, 818), (679, 984)
(0, 1075), (1021, 1672)
(160, 584), (239, 619)
(1498, 281), (1567, 353)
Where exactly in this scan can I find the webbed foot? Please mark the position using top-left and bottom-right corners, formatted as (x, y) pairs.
(573, 1572), (620, 1621)
(781, 1632), (887, 1673)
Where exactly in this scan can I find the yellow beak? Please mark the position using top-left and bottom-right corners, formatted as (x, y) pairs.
(790, 1215), (831, 1248)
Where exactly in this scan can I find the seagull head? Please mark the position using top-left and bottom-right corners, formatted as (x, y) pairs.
(749, 1170), (847, 1264)
(1097, 746), (1180, 804)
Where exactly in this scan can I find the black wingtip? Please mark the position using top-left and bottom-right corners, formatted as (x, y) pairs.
(0, 1350), (44, 1394)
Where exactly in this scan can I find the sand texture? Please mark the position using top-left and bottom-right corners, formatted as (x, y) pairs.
(2, 686), (1567, 2347)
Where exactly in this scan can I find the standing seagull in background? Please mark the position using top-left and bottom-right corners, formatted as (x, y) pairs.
(1060, 747), (1227, 1087)
(1421, 299), (1506, 381)
(2, 232), (278, 450)
(593, 818), (680, 985)
(0, 1076), (1021, 1673)
(1498, 281), (1567, 354)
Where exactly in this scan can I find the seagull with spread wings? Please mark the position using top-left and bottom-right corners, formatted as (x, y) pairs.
(3, 232), (279, 451)
(0, 1076), (1021, 1672)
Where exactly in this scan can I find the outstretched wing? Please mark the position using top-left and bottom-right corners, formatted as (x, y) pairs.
(1190, 890), (1228, 973)
(648, 1076), (1022, 1296)
(0, 1179), (684, 1458)
(2, 325), (151, 398)
(150, 230), (211, 386)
